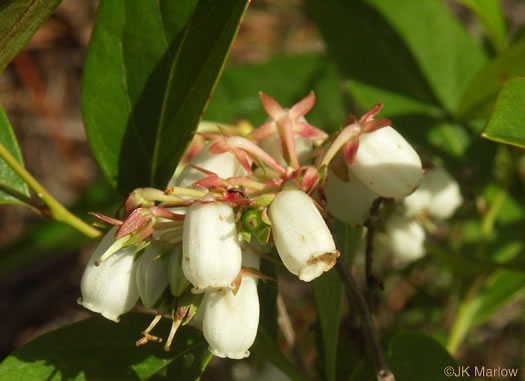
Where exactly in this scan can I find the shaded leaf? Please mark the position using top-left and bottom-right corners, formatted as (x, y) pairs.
(482, 77), (525, 148)
(0, 313), (209, 381)
(0, 104), (30, 204)
(471, 269), (525, 326)
(306, 0), (487, 114)
(311, 222), (362, 381)
(367, 0), (487, 114)
(456, 0), (507, 53)
(82, 0), (249, 194)
(458, 40), (525, 120)
(0, 0), (62, 73)
(388, 331), (468, 381)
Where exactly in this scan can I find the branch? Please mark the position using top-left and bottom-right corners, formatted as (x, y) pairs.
(0, 142), (101, 239)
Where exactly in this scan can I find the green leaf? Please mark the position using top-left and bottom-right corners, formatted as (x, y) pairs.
(81, 0), (249, 194)
(206, 54), (346, 133)
(457, 40), (525, 120)
(456, 0), (507, 53)
(367, 0), (487, 114)
(482, 77), (525, 148)
(0, 0), (62, 73)
(305, 0), (438, 110)
(0, 313), (210, 381)
(388, 331), (468, 381)
(471, 269), (525, 326)
(311, 222), (362, 381)
(306, 0), (487, 114)
(311, 269), (343, 381)
(0, 104), (30, 204)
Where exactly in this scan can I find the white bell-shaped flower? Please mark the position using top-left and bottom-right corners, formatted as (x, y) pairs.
(325, 166), (379, 226)
(351, 126), (423, 199)
(403, 167), (463, 219)
(170, 142), (247, 188)
(269, 189), (338, 281)
(385, 214), (426, 266)
(136, 242), (169, 308)
(201, 254), (260, 359)
(259, 133), (313, 167)
(167, 244), (190, 297)
(79, 227), (139, 322)
(182, 201), (242, 293)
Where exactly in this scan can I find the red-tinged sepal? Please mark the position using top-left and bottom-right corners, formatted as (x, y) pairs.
(288, 90), (315, 120)
(247, 121), (277, 141)
(344, 137), (360, 166)
(116, 208), (152, 239)
(89, 212), (123, 226)
(359, 103), (383, 124)
(296, 166), (320, 193)
(360, 117), (391, 134)
(295, 121), (328, 141)
(259, 91), (285, 119)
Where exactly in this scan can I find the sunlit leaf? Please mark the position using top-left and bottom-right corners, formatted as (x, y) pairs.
(0, 313), (210, 381)
(0, 104), (30, 204)
(82, 0), (249, 193)
(482, 77), (525, 148)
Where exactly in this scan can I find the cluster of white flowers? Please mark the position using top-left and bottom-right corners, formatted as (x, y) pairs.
(78, 91), (462, 359)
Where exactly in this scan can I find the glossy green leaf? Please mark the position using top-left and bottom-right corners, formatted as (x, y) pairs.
(82, 0), (249, 194)
(0, 0), (62, 73)
(206, 54), (345, 133)
(0, 313), (210, 381)
(456, 0), (507, 53)
(482, 77), (525, 148)
(458, 40), (525, 120)
(306, 0), (487, 114)
(0, 104), (30, 204)
(388, 331), (468, 381)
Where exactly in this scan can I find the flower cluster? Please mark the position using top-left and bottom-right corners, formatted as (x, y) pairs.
(78, 91), (460, 359)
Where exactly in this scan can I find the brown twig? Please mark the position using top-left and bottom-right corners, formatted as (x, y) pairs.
(364, 197), (385, 299)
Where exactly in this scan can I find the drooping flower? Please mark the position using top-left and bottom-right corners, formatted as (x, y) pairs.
(182, 201), (242, 293)
(324, 165), (379, 226)
(385, 213), (426, 266)
(135, 242), (169, 308)
(201, 249), (260, 359)
(78, 227), (139, 322)
(350, 126), (423, 199)
(268, 189), (338, 281)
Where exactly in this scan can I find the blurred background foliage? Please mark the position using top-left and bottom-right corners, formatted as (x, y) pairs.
(0, 0), (524, 380)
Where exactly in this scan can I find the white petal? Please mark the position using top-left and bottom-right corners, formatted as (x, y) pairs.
(136, 242), (169, 308)
(182, 202), (242, 292)
(79, 227), (139, 322)
(385, 214), (426, 266)
(403, 167), (462, 219)
(170, 143), (247, 188)
(352, 127), (423, 199)
(424, 167), (463, 219)
(325, 166), (379, 226)
(168, 244), (190, 297)
(202, 276), (259, 359)
(269, 190), (337, 281)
